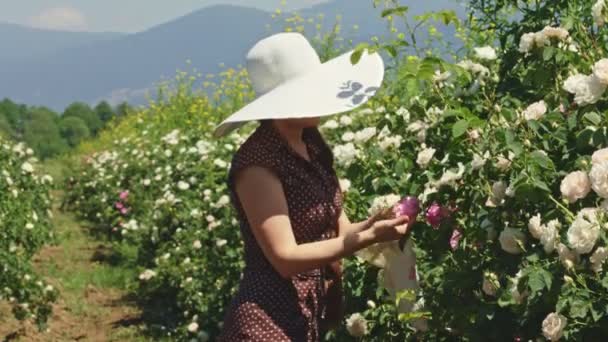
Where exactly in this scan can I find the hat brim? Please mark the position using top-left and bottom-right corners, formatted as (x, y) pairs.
(213, 49), (385, 138)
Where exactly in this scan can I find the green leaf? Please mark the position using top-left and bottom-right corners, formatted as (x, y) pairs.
(350, 43), (369, 64)
(556, 297), (569, 313)
(385, 45), (398, 58)
(530, 151), (554, 170)
(508, 142), (524, 156)
(528, 271), (545, 294)
(532, 178), (551, 192)
(569, 299), (589, 319)
(590, 305), (604, 322)
(601, 274), (608, 289)
(543, 47), (555, 61)
(452, 120), (469, 138)
(381, 6), (409, 18)
(540, 269), (552, 290)
(583, 112), (602, 126)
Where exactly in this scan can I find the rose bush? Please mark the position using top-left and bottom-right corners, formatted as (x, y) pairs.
(65, 0), (608, 340)
(0, 139), (57, 328)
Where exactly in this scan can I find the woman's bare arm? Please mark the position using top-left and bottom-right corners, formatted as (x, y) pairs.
(234, 166), (408, 278)
(336, 210), (376, 237)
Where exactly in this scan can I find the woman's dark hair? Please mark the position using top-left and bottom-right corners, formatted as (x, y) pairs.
(305, 126), (335, 170)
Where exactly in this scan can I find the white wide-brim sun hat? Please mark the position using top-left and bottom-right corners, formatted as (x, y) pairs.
(213, 32), (385, 138)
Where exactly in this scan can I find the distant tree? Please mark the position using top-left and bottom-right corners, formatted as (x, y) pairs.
(115, 101), (132, 117)
(23, 107), (67, 159)
(94, 101), (115, 123)
(63, 102), (103, 135)
(59, 116), (90, 148)
(0, 115), (11, 138)
(0, 98), (27, 138)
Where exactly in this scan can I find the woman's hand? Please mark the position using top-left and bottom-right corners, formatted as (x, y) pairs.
(368, 215), (411, 243)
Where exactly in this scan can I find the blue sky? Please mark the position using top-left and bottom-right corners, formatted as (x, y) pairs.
(1, 0), (330, 33)
(2, 1), (465, 33)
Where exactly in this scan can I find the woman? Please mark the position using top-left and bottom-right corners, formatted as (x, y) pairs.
(214, 33), (411, 342)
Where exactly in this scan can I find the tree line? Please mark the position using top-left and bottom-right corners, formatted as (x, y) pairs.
(0, 98), (132, 159)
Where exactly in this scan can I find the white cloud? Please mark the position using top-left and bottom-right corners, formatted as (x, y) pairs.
(28, 7), (87, 31)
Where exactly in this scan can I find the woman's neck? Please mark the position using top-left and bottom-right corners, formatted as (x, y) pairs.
(271, 120), (305, 147)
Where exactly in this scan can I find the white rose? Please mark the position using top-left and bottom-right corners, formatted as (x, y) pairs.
(432, 70), (452, 83)
(519, 32), (537, 53)
(177, 181), (190, 191)
(495, 153), (513, 171)
(593, 0), (606, 27)
(560, 171), (591, 203)
(471, 152), (489, 170)
(509, 271), (528, 304)
(187, 322), (199, 333)
(590, 161), (608, 198)
(193, 240), (202, 249)
(542, 312), (567, 341)
(345, 313), (368, 337)
(563, 74), (606, 106)
(557, 243), (579, 270)
(528, 214), (545, 240)
(499, 228), (526, 254)
(522, 100), (547, 121)
(435, 163), (466, 188)
(590, 246), (608, 272)
(486, 181), (507, 207)
(416, 146), (436, 168)
(482, 272), (500, 296)
(457, 59), (490, 77)
(378, 136), (402, 151)
(541, 26), (569, 40)
(21, 162), (34, 173)
(474, 46), (497, 60)
(339, 116), (353, 126)
(540, 219), (560, 254)
(567, 211), (600, 254)
(592, 148), (608, 166)
(138, 269), (157, 281)
(333, 143), (359, 166)
(322, 119), (339, 130)
(593, 58), (608, 85)
(339, 178), (351, 193)
(353, 127), (376, 143)
(341, 131), (355, 142)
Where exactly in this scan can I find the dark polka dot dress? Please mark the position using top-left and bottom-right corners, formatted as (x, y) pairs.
(217, 120), (344, 342)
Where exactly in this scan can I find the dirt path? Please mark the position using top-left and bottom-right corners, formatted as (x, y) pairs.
(0, 190), (149, 342)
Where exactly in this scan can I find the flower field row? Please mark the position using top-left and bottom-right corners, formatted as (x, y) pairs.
(66, 0), (608, 340)
(0, 138), (57, 328)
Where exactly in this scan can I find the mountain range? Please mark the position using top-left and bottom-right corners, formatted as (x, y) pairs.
(0, 0), (464, 110)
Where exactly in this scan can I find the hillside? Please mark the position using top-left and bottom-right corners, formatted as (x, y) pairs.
(0, 0), (463, 110)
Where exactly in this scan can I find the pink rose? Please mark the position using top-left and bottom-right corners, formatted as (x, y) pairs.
(119, 191), (129, 200)
(393, 196), (420, 221)
(425, 202), (451, 228)
(115, 201), (124, 210)
(449, 229), (463, 251)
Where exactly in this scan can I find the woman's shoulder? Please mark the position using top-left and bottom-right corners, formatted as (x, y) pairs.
(229, 125), (281, 176)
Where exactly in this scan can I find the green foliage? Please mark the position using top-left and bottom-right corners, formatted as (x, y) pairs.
(0, 98), (119, 159)
(63, 102), (103, 135)
(64, 0), (608, 341)
(0, 137), (57, 328)
(60, 116), (91, 147)
(95, 101), (115, 123)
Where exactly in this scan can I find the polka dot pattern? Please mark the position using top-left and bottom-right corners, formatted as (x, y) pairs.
(217, 121), (343, 341)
